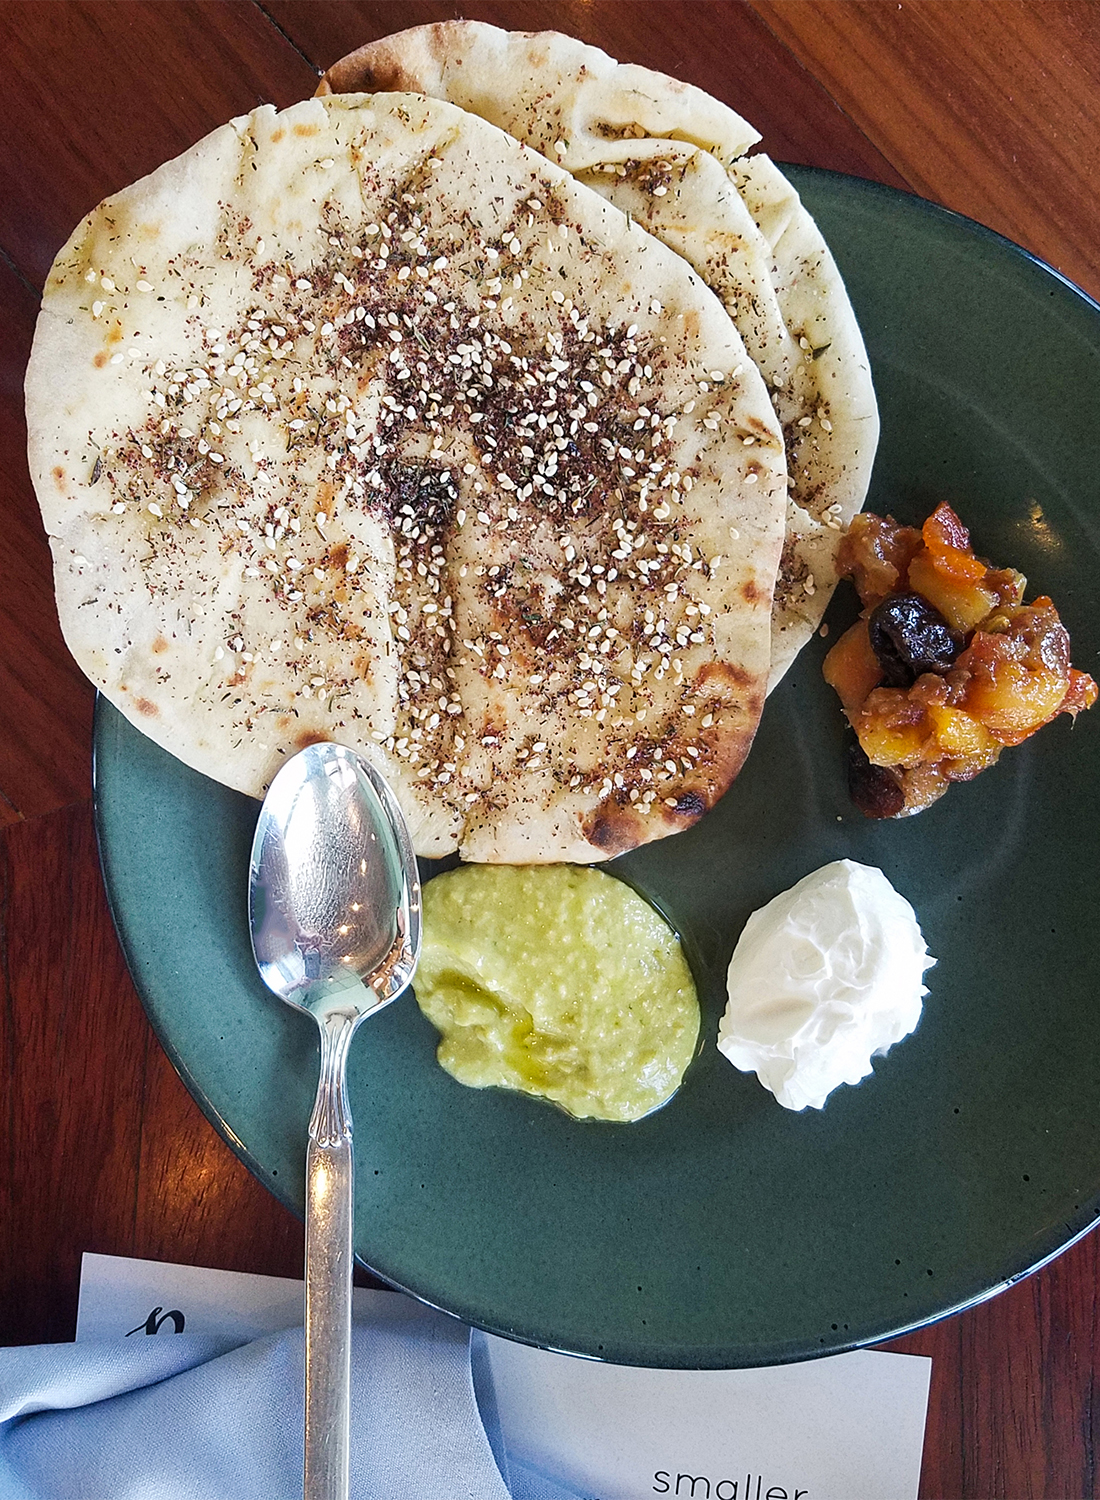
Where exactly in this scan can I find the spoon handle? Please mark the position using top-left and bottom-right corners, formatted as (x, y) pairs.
(304, 1008), (358, 1500)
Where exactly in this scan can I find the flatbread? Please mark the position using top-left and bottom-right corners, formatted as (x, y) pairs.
(27, 92), (787, 862)
(319, 21), (880, 686)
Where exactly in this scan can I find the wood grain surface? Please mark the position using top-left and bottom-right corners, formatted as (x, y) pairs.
(2, 5), (1098, 1496)
(749, 0), (1100, 304)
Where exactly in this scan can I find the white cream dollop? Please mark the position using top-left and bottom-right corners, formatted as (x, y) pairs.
(717, 859), (935, 1111)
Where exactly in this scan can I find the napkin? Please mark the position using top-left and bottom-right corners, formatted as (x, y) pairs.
(0, 1296), (587, 1499)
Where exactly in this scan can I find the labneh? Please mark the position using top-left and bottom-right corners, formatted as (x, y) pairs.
(718, 859), (934, 1110)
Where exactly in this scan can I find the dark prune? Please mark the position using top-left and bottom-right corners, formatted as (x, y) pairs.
(867, 592), (962, 687)
(847, 738), (906, 818)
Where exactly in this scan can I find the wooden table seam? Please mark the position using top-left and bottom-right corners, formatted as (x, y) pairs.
(251, 0), (324, 75)
(742, 0), (921, 198)
(0, 241), (39, 301)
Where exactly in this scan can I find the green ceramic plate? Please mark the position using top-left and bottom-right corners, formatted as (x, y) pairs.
(94, 168), (1100, 1368)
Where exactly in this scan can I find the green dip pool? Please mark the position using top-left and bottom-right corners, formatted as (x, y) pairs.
(414, 864), (699, 1122)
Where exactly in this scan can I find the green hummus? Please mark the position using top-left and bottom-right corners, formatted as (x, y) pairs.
(414, 864), (699, 1122)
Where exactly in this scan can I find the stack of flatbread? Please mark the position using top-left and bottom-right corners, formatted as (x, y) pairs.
(26, 23), (877, 862)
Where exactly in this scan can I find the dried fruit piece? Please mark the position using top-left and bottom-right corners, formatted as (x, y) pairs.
(846, 739), (905, 819)
(867, 592), (962, 687)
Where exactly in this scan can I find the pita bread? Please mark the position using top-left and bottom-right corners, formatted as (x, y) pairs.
(319, 21), (880, 686)
(27, 92), (787, 862)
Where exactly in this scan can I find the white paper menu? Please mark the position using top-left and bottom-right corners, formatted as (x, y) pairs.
(78, 1253), (930, 1500)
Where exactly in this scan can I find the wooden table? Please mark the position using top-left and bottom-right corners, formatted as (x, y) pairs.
(2, 4), (1098, 1495)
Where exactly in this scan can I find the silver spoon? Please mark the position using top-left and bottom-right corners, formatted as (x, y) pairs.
(249, 742), (421, 1500)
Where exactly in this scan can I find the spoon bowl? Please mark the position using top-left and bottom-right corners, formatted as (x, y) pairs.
(249, 742), (421, 1500)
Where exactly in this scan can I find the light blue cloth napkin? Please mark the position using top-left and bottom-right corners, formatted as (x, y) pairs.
(0, 1296), (588, 1499)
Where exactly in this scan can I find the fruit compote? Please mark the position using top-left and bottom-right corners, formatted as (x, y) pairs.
(824, 502), (1097, 816)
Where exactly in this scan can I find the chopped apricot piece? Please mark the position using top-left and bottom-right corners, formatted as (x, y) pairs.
(906, 550), (998, 633)
(921, 502), (989, 582)
(924, 703), (1000, 759)
(853, 688), (931, 769)
(822, 619), (883, 711)
(1064, 669), (1099, 716)
(836, 513), (922, 609)
(959, 607), (1073, 745)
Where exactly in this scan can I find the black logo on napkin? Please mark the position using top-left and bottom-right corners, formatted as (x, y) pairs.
(126, 1306), (186, 1335)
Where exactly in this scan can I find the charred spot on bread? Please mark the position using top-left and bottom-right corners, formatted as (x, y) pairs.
(671, 788), (706, 819)
(583, 802), (649, 855)
(296, 730), (330, 750)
